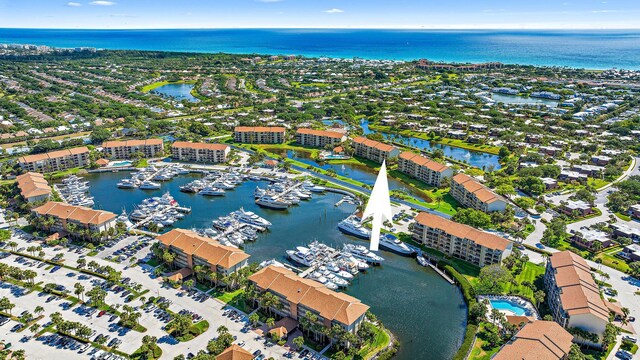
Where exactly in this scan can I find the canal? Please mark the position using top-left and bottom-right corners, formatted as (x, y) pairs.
(360, 119), (501, 170)
(84, 171), (467, 360)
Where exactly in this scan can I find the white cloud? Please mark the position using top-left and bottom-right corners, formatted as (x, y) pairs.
(66, 2), (82, 6)
(323, 8), (344, 13)
(90, 1), (116, 5)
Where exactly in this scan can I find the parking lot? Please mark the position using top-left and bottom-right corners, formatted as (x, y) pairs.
(0, 233), (297, 359)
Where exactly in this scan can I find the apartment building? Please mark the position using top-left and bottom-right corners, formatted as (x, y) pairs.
(397, 151), (453, 187)
(18, 146), (90, 173)
(16, 172), (51, 203)
(31, 201), (116, 239)
(412, 212), (512, 267)
(102, 139), (164, 159)
(248, 265), (369, 334)
(493, 320), (574, 360)
(234, 126), (286, 144)
(352, 136), (400, 164)
(157, 229), (250, 278)
(171, 142), (230, 163)
(450, 173), (507, 212)
(544, 251), (610, 347)
(295, 128), (346, 148)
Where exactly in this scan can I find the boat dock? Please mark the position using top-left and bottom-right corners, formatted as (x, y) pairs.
(417, 250), (455, 285)
(270, 181), (304, 201)
(128, 204), (190, 230)
(298, 247), (343, 278)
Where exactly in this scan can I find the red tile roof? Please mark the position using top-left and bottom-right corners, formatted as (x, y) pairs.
(296, 128), (345, 139)
(414, 212), (510, 251)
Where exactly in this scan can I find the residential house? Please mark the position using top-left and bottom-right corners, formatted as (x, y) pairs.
(450, 173), (507, 212)
(620, 244), (640, 262)
(171, 142), (230, 163)
(569, 229), (614, 251)
(412, 212), (512, 267)
(560, 200), (593, 217)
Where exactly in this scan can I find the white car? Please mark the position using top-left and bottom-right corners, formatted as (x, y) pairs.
(622, 335), (637, 343)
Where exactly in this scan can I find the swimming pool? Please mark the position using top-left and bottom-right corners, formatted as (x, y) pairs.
(490, 299), (529, 316)
(111, 161), (132, 167)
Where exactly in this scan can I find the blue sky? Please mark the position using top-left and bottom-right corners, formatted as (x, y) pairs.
(1, 0), (639, 29)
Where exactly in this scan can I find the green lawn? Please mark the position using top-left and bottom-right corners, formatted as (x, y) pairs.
(469, 323), (501, 360)
(503, 262), (545, 303)
(588, 178), (610, 190)
(594, 247), (629, 273)
(357, 324), (391, 359)
(215, 288), (244, 303)
(615, 212), (631, 221)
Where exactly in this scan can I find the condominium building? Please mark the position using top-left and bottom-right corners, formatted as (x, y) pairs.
(295, 128), (346, 148)
(157, 229), (250, 278)
(171, 142), (230, 163)
(31, 202), (117, 238)
(450, 173), (507, 212)
(248, 265), (369, 334)
(397, 151), (453, 187)
(544, 251), (610, 346)
(18, 146), (90, 173)
(493, 320), (574, 360)
(102, 139), (164, 159)
(234, 126), (286, 144)
(352, 136), (400, 164)
(16, 172), (51, 203)
(412, 212), (512, 267)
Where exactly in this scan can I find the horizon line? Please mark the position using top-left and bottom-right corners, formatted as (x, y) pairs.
(2, 26), (640, 31)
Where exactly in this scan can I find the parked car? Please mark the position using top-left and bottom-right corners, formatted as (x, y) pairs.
(622, 335), (637, 343)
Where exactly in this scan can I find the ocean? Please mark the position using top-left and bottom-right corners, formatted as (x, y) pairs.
(1, 28), (639, 69)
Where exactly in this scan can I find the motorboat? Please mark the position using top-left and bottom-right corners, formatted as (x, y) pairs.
(379, 234), (415, 256)
(344, 244), (384, 265)
(337, 217), (371, 239)
(232, 207), (272, 227)
(417, 256), (429, 267)
(286, 247), (315, 267)
(139, 180), (161, 190)
(199, 187), (225, 196)
(256, 195), (290, 210)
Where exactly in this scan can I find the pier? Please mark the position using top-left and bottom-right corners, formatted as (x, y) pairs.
(298, 246), (343, 278)
(128, 204), (191, 230)
(417, 251), (455, 285)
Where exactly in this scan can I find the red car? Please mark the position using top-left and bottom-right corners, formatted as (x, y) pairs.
(97, 310), (106, 317)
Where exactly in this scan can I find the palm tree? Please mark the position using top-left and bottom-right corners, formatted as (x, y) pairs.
(7, 241), (17, 252)
(34, 306), (44, 316)
(74, 283), (85, 302)
(266, 317), (275, 329)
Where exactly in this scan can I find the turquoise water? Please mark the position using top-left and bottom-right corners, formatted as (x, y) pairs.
(490, 300), (528, 316)
(1, 29), (639, 69)
(360, 119), (502, 170)
(83, 172), (467, 359)
(112, 161), (132, 167)
(151, 83), (198, 102)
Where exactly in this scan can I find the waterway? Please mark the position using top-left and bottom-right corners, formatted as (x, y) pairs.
(360, 119), (502, 170)
(491, 93), (558, 108)
(84, 171), (467, 360)
(270, 149), (430, 201)
(151, 83), (199, 102)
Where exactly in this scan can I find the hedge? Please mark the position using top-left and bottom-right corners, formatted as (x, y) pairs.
(452, 324), (478, 360)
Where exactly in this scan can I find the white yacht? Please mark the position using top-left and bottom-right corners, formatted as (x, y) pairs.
(379, 234), (416, 256)
(199, 187), (225, 196)
(417, 256), (429, 267)
(139, 180), (161, 190)
(117, 179), (139, 189)
(286, 246), (315, 267)
(256, 195), (290, 210)
(232, 207), (272, 227)
(337, 217), (371, 239)
(344, 244), (384, 265)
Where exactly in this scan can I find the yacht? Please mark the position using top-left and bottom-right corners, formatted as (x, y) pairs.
(379, 234), (415, 256)
(199, 187), (225, 196)
(232, 207), (272, 227)
(254, 187), (266, 199)
(344, 244), (384, 265)
(325, 273), (349, 288)
(337, 217), (371, 239)
(286, 247), (315, 267)
(139, 180), (161, 190)
(340, 253), (370, 271)
(117, 179), (139, 189)
(256, 195), (290, 210)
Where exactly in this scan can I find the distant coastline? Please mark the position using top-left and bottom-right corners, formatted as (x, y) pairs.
(1, 28), (639, 69)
